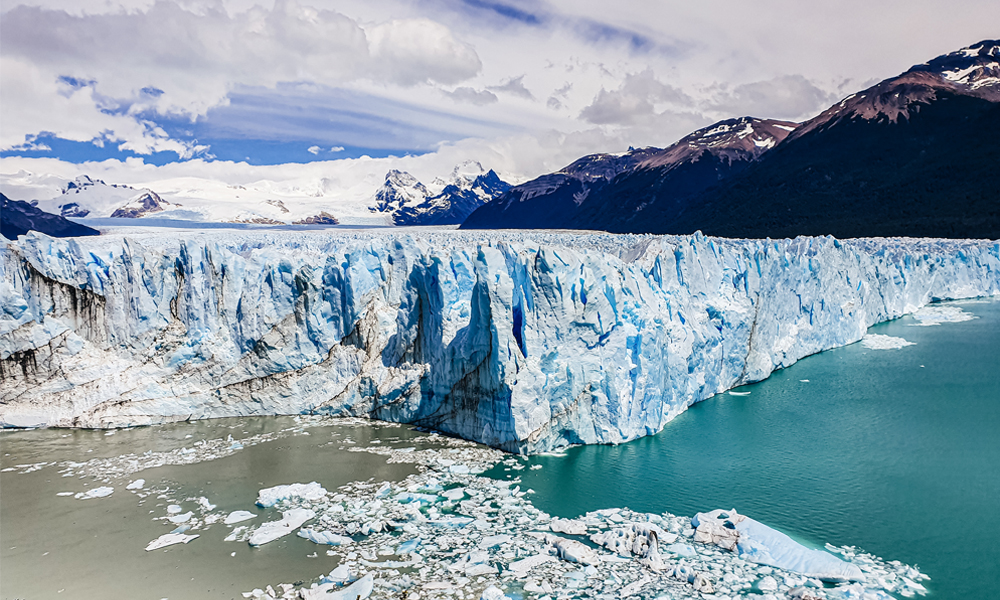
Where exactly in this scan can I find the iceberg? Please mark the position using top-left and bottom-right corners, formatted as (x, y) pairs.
(145, 532), (199, 551)
(256, 482), (327, 507)
(2, 230), (998, 452)
(74, 486), (113, 499)
(224, 510), (258, 525)
(298, 528), (353, 546)
(692, 509), (863, 581)
(248, 508), (316, 546)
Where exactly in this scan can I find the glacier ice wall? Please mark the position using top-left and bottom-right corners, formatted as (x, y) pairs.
(2, 230), (998, 452)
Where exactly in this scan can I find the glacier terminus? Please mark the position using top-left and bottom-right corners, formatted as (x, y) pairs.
(2, 229), (998, 453)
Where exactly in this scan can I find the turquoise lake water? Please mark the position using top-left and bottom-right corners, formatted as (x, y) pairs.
(504, 298), (1000, 599)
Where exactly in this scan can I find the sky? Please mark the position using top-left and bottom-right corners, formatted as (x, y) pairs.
(1, 0), (996, 185)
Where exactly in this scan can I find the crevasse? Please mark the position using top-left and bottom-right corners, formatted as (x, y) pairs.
(2, 230), (998, 453)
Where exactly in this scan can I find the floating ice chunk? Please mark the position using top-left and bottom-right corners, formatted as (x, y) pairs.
(508, 554), (556, 577)
(224, 526), (247, 542)
(126, 479), (145, 490)
(911, 305), (976, 326)
(448, 464), (470, 474)
(551, 536), (600, 565)
(167, 505), (183, 514)
(429, 516), (473, 528)
(74, 486), (113, 499)
(480, 585), (508, 600)
(298, 528), (353, 546)
(168, 512), (193, 524)
(478, 534), (511, 549)
(248, 508), (316, 546)
(665, 542), (697, 558)
(224, 511), (257, 525)
(860, 334), (915, 350)
(256, 482), (328, 507)
(145, 532), (199, 551)
(395, 492), (438, 505)
(300, 573), (373, 600)
(728, 391), (751, 396)
(550, 518), (587, 535)
(56, 492), (75, 496)
(197, 497), (217, 511)
(693, 508), (863, 581)
(758, 576), (779, 591)
(441, 488), (465, 501)
(396, 538), (421, 553)
(321, 565), (352, 584)
(374, 483), (391, 498)
(171, 525), (191, 534)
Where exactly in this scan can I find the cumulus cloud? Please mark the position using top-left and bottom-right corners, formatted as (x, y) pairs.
(444, 86), (499, 105)
(307, 146), (322, 155)
(706, 75), (840, 121)
(0, 2), (483, 153)
(579, 69), (692, 126)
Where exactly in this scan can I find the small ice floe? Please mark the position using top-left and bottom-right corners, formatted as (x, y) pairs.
(320, 564), (352, 584)
(126, 479), (145, 490)
(861, 334), (915, 350)
(74, 486), (114, 499)
(167, 505), (183, 514)
(507, 554), (556, 577)
(911, 304), (976, 326)
(440, 487), (465, 501)
(197, 497), (216, 511)
(167, 512), (193, 524)
(248, 508), (316, 546)
(549, 518), (587, 535)
(298, 528), (353, 546)
(728, 391), (751, 396)
(145, 532), (199, 551)
(224, 511), (257, 525)
(298, 572), (373, 600)
(255, 482), (328, 507)
(551, 536), (600, 565)
(800, 379), (810, 382)
(56, 492), (75, 497)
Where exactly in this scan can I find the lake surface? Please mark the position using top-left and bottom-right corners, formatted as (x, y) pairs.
(501, 298), (1000, 600)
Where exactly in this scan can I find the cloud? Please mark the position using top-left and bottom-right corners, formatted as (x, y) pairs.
(706, 75), (840, 121)
(488, 75), (535, 100)
(330, 146), (345, 152)
(307, 145), (322, 155)
(579, 69), (692, 126)
(0, 2), (483, 153)
(444, 86), (499, 105)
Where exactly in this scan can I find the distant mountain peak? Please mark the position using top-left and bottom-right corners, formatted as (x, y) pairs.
(908, 39), (1000, 96)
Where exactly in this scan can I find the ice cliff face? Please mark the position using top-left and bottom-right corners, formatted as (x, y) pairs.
(2, 231), (998, 452)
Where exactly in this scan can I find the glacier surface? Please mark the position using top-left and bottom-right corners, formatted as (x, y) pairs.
(1, 229), (998, 453)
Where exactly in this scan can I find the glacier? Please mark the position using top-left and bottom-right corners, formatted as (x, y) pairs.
(1, 229), (998, 453)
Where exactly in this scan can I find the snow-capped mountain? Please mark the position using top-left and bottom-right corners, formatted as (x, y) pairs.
(373, 161), (512, 226)
(465, 40), (1000, 240)
(3, 162), (509, 228)
(462, 117), (796, 231)
(1, 193), (99, 240)
(662, 39), (1000, 239)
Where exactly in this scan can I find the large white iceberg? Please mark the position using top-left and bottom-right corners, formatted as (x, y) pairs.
(248, 508), (316, 546)
(692, 509), (863, 581)
(2, 230), (998, 452)
(256, 482), (328, 507)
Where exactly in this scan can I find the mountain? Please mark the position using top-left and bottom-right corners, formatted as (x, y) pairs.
(373, 161), (512, 226)
(663, 40), (1000, 239)
(1, 193), (100, 240)
(32, 175), (176, 219)
(461, 117), (797, 231)
(463, 40), (1000, 239)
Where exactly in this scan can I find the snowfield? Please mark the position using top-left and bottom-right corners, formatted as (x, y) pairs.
(1, 229), (998, 452)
